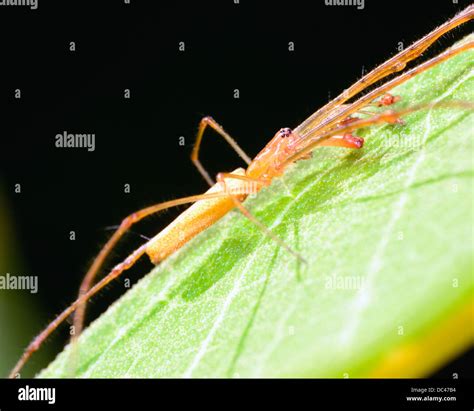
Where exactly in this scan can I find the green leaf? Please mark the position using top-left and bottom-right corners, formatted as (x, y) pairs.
(40, 37), (474, 378)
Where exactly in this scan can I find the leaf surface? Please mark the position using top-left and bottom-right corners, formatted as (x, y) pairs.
(40, 37), (474, 378)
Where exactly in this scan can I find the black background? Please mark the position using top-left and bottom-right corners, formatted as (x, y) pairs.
(1, 379), (472, 410)
(0, 0), (472, 378)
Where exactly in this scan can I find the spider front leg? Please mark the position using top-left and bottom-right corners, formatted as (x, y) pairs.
(191, 116), (251, 186)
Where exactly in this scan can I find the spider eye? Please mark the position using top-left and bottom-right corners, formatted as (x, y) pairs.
(279, 128), (292, 138)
